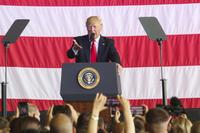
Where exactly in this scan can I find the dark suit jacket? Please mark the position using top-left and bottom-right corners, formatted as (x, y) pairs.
(67, 35), (121, 64)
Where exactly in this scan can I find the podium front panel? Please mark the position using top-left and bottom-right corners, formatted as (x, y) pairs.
(60, 63), (121, 101)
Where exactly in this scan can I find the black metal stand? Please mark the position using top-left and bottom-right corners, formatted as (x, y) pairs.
(139, 17), (168, 107)
(0, 19), (29, 117)
(157, 39), (167, 106)
(1, 43), (9, 117)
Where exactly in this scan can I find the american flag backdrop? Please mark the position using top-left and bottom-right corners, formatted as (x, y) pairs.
(0, 0), (200, 111)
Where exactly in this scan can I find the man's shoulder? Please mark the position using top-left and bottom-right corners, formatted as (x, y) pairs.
(74, 35), (88, 40)
(101, 36), (114, 43)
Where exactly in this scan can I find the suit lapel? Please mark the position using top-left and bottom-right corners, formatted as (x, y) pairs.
(97, 36), (105, 62)
(83, 35), (90, 62)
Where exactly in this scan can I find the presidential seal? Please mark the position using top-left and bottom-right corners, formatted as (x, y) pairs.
(78, 67), (100, 90)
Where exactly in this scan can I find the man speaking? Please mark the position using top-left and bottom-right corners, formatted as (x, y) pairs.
(67, 16), (121, 64)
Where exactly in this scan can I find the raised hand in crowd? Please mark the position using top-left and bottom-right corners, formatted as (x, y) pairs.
(141, 104), (148, 115)
(114, 109), (121, 124)
(113, 109), (125, 133)
(117, 95), (135, 133)
(65, 103), (80, 125)
(87, 93), (107, 133)
(44, 105), (54, 130)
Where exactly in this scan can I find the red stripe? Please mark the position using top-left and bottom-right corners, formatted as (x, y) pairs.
(1, 99), (64, 111)
(1, 98), (200, 111)
(0, 36), (75, 68)
(129, 98), (200, 109)
(0, 0), (200, 6)
(0, 34), (200, 68)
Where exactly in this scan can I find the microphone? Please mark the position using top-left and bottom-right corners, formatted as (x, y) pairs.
(89, 33), (95, 42)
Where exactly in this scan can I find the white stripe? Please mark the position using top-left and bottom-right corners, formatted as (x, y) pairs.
(0, 4), (200, 37)
(0, 67), (62, 100)
(0, 66), (200, 100)
(121, 66), (200, 99)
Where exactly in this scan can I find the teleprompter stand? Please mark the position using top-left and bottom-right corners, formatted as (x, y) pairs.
(139, 17), (168, 106)
(1, 19), (29, 117)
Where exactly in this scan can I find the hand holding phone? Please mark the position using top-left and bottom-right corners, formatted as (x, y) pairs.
(18, 102), (28, 117)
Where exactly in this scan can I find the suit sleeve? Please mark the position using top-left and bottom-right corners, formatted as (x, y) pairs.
(108, 39), (121, 64)
(67, 46), (76, 59)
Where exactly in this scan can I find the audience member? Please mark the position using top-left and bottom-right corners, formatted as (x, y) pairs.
(191, 121), (200, 133)
(18, 116), (41, 133)
(0, 117), (9, 133)
(50, 113), (73, 133)
(4, 95), (200, 133)
(20, 129), (40, 133)
(76, 112), (90, 133)
(134, 116), (145, 133)
(10, 117), (21, 133)
(171, 116), (192, 133)
(145, 108), (171, 133)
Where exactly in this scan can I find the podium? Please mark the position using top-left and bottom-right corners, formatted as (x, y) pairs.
(60, 63), (121, 101)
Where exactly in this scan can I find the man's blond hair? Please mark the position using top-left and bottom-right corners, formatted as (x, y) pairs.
(86, 16), (102, 26)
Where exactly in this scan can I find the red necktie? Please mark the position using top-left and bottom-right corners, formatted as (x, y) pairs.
(90, 40), (97, 62)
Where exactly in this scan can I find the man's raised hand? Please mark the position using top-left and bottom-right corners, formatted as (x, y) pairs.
(73, 39), (83, 51)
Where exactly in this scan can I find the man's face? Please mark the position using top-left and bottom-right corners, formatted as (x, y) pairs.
(87, 21), (102, 39)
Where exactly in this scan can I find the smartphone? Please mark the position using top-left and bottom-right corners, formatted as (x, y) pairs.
(18, 102), (28, 117)
(53, 105), (71, 116)
(105, 98), (120, 107)
(130, 106), (145, 116)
